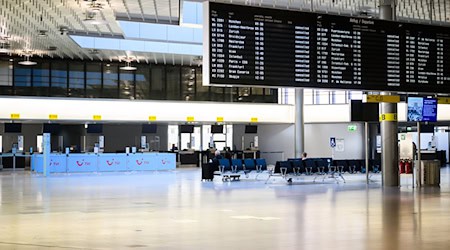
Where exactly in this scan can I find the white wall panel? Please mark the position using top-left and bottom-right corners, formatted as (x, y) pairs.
(0, 97), (294, 124)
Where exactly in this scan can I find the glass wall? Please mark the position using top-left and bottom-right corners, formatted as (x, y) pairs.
(0, 57), (278, 104)
(33, 61), (50, 96)
(68, 63), (85, 97)
(50, 61), (67, 96)
(135, 67), (150, 99)
(86, 62), (102, 98)
(103, 63), (119, 98)
(280, 88), (364, 105)
(0, 59), (12, 95)
(119, 68), (135, 99)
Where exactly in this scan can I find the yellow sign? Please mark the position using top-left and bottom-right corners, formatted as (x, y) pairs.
(10, 113), (20, 119)
(49, 114), (58, 120)
(438, 97), (450, 104)
(186, 116), (195, 122)
(216, 117), (224, 122)
(93, 115), (102, 121)
(251, 117), (258, 123)
(379, 113), (398, 122)
(365, 95), (400, 103)
(148, 116), (157, 121)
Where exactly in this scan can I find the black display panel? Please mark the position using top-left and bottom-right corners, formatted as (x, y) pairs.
(350, 100), (379, 122)
(43, 123), (61, 135)
(87, 124), (103, 133)
(180, 125), (194, 133)
(245, 125), (258, 134)
(4, 123), (22, 133)
(207, 2), (450, 93)
(420, 124), (435, 133)
(142, 124), (157, 134)
(211, 125), (224, 134)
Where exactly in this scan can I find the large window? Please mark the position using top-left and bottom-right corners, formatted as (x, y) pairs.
(166, 66), (180, 100)
(50, 61), (67, 96)
(14, 62), (33, 96)
(195, 67), (209, 101)
(69, 62), (85, 97)
(119, 69), (135, 99)
(33, 61), (50, 96)
(86, 62), (101, 98)
(0, 59), (12, 95)
(181, 67), (195, 101)
(103, 63), (118, 98)
(0, 57), (277, 103)
(150, 65), (165, 100)
(135, 67), (150, 99)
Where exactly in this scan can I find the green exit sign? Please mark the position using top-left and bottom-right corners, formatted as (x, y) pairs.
(348, 125), (357, 132)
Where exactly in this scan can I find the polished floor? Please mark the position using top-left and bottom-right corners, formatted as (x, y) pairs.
(0, 168), (450, 250)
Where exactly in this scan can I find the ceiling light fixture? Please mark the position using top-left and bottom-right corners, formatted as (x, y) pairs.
(38, 30), (48, 37)
(86, 0), (104, 12)
(83, 11), (107, 25)
(18, 55), (37, 66)
(120, 61), (137, 71)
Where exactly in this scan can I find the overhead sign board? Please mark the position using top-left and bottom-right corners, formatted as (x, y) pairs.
(206, 2), (450, 94)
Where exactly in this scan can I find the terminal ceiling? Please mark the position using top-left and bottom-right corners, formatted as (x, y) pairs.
(0, 0), (449, 65)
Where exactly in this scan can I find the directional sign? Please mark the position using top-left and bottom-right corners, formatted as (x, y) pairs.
(438, 97), (450, 104)
(364, 95), (400, 103)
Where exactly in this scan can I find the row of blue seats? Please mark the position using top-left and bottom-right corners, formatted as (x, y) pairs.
(217, 158), (267, 173)
(274, 158), (381, 175)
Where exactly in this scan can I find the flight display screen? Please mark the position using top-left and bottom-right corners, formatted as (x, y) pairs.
(205, 2), (450, 93)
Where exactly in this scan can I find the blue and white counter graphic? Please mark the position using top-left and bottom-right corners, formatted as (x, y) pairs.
(32, 153), (176, 173)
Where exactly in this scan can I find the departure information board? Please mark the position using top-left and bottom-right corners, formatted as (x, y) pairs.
(204, 2), (450, 93)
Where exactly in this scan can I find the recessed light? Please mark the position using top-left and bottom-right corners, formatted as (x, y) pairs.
(120, 61), (137, 71)
(18, 60), (37, 66)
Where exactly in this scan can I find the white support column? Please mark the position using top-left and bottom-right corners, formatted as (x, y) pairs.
(295, 88), (304, 158)
(380, 0), (399, 187)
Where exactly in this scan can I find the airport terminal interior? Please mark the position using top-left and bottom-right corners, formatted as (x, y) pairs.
(1, 0), (450, 249)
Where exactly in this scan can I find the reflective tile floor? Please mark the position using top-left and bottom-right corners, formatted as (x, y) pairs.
(1, 168), (450, 249)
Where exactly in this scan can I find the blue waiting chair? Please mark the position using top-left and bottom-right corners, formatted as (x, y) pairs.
(231, 159), (244, 173)
(218, 158), (231, 173)
(255, 158), (268, 180)
(304, 159), (316, 175)
(244, 158), (256, 172)
(289, 159), (304, 175)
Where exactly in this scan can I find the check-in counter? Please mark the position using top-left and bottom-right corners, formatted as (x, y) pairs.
(31, 152), (176, 173)
(419, 150), (446, 165)
(178, 150), (199, 167)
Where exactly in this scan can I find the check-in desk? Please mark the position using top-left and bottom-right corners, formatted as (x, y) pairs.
(31, 152), (176, 174)
(420, 150), (446, 165)
(178, 150), (199, 167)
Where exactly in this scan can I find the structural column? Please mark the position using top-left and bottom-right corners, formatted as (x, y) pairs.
(380, 0), (399, 186)
(295, 88), (304, 158)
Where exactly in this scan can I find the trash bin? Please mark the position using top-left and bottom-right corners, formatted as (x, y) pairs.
(418, 160), (440, 186)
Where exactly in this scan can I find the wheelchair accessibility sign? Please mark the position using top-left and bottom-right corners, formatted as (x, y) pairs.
(330, 137), (336, 148)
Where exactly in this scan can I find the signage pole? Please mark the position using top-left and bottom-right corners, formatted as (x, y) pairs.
(417, 122), (421, 187)
(295, 89), (305, 158)
(365, 122), (369, 184)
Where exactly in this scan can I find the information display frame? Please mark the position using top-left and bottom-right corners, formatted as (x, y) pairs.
(407, 97), (438, 122)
